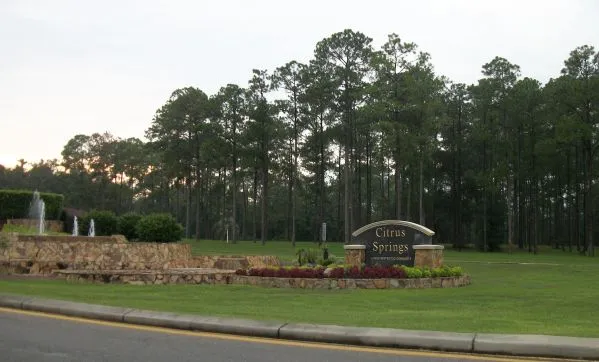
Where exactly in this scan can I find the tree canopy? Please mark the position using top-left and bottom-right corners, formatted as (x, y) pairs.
(2, 30), (598, 255)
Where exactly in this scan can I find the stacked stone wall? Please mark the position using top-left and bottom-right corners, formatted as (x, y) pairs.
(0, 233), (190, 274)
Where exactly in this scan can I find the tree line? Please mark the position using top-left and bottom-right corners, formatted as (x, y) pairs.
(1, 29), (597, 254)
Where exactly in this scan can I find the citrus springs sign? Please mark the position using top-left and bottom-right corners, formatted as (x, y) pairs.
(350, 220), (435, 267)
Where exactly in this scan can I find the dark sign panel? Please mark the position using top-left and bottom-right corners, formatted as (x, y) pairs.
(350, 220), (435, 267)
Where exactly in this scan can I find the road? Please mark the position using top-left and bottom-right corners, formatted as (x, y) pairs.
(0, 308), (568, 362)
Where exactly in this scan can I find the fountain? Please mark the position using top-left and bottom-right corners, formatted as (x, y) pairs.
(28, 191), (46, 235)
(72, 216), (79, 236)
(88, 219), (95, 237)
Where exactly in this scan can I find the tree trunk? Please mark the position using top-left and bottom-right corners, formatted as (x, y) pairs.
(394, 151), (402, 220)
(261, 165), (269, 245)
(241, 181), (248, 240)
(366, 139), (372, 224)
(419, 156), (425, 225)
(507, 177), (514, 254)
(344, 145), (351, 243)
(231, 163), (237, 244)
(195, 171), (201, 241)
(337, 149), (342, 242)
(292, 119), (298, 248)
(286, 150), (292, 241)
(387, 159), (391, 219)
(406, 167), (412, 222)
(483, 188), (488, 252)
(252, 167), (258, 242)
(318, 114), (325, 244)
(185, 177), (192, 239)
(583, 143), (594, 256)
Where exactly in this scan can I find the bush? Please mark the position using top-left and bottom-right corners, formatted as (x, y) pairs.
(117, 212), (142, 241)
(136, 213), (183, 243)
(402, 266), (423, 278)
(296, 248), (319, 266)
(79, 210), (118, 236)
(0, 189), (64, 220)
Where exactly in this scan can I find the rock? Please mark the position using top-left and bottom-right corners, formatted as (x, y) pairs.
(373, 279), (387, 289)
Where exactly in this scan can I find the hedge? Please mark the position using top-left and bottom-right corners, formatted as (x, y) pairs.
(136, 213), (183, 243)
(117, 212), (143, 241)
(0, 189), (64, 220)
(79, 210), (118, 236)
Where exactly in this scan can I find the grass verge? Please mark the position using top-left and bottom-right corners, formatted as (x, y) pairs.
(0, 240), (598, 337)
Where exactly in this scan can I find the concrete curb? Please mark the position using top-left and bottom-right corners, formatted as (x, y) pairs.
(474, 333), (599, 360)
(278, 323), (475, 352)
(2, 294), (599, 360)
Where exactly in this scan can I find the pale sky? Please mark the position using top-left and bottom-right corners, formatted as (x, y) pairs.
(1, 0), (598, 168)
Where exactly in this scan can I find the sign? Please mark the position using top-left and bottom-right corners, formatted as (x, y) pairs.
(350, 220), (435, 267)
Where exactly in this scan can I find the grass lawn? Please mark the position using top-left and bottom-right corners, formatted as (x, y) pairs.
(1, 239), (598, 337)
(1, 224), (69, 236)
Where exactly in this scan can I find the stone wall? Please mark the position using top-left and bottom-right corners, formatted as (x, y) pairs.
(0, 236), (191, 275)
(57, 269), (234, 285)
(231, 275), (471, 289)
(52, 268), (471, 289)
(6, 219), (64, 233)
(414, 245), (444, 268)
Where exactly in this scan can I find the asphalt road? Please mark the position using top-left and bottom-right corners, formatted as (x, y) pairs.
(0, 309), (565, 362)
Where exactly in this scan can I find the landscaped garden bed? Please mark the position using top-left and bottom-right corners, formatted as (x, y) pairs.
(231, 264), (470, 289)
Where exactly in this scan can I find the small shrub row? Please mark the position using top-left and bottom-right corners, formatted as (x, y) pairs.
(235, 265), (464, 279)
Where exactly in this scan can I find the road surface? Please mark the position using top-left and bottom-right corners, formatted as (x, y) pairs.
(0, 308), (567, 362)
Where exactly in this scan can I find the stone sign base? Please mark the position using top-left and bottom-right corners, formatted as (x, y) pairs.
(343, 245), (365, 267)
(413, 245), (444, 268)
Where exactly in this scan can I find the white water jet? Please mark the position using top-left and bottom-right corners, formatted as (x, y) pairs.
(72, 216), (79, 236)
(88, 219), (95, 237)
(28, 190), (45, 235)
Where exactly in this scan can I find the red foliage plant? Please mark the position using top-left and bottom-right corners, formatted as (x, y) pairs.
(240, 265), (410, 279)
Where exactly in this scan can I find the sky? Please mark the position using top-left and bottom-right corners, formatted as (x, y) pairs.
(1, 0), (598, 169)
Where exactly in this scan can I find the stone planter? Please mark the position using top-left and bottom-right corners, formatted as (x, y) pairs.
(229, 275), (471, 289)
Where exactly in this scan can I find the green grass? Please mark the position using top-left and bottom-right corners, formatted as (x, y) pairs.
(184, 239), (339, 261)
(1, 240), (598, 337)
(184, 238), (598, 264)
(1, 224), (68, 236)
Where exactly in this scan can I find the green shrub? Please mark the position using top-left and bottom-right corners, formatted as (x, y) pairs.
(0, 189), (64, 220)
(79, 210), (118, 236)
(117, 212), (142, 241)
(136, 213), (183, 243)
(402, 266), (423, 278)
(449, 266), (463, 276)
(318, 258), (335, 267)
(296, 248), (319, 266)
